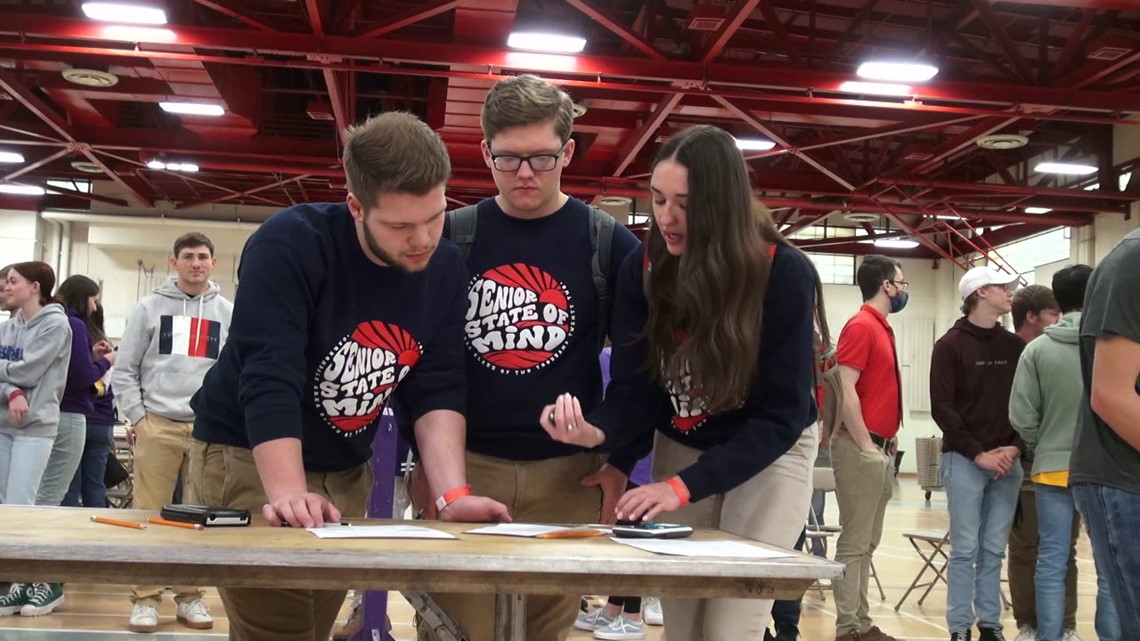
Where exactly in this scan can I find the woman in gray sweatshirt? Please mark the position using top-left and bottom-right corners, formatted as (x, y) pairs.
(0, 262), (72, 506)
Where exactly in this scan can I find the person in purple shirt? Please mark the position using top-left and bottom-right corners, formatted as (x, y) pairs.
(63, 303), (118, 509)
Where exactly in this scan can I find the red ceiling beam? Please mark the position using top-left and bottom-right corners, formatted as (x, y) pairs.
(781, 212), (832, 237)
(565, 0), (666, 61)
(95, 149), (284, 208)
(903, 116), (1021, 176)
(4, 41), (1138, 129)
(713, 95), (856, 191)
(6, 14), (1134, 117)
(703, 0), (764, 64)
(358, 0), (461, 39)
(612, 93), (683, 177)
(41, 182), (129, 207)
(741, 115), (981, 163)
(880, 177), (1138, 203)
(304, 0), (325, 37)
(1070, 48), (1140, 89)
(1, 148), (71, 183)
(177, 174), (310, 209)
(969, 0), (1036, 83)
(192, 0), (276, 32)
(0, 69), (153, 206)
(878, 205), (969, 269)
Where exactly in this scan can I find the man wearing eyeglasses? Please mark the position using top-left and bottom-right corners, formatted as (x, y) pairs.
(932, 266), (1027, 641)
(412, 74), (640, 641)
(830, 255), (907, 641)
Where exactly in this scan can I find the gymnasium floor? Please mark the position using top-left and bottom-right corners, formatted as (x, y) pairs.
(0, 481), (1105, 640)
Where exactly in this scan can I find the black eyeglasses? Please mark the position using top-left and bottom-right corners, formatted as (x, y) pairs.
(489, 141), (568, 173)
(890, 279), (910, 291)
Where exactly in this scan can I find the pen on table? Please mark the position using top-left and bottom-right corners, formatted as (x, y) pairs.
(536, 529), (605, 539)
(148, 517), (204, 531)
(90, 515), (146, 530)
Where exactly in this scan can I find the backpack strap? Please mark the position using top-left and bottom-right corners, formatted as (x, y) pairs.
(445, 205), (479, 261)
(588, 206), (617, 350)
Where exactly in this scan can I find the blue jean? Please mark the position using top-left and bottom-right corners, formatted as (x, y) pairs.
(62, 422), (115, 508)
(0, 432), (55, 504)
(1073, 482), (1138, 641)
(1036, 483), (1118, 641)
(941, 451), (1023, 633)
(35, 412), (86, 507)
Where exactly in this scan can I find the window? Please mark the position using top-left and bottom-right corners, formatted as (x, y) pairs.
(806, 252), (856, 285)
(990, 228), (1070, 283)
(46, 179), (92, 193)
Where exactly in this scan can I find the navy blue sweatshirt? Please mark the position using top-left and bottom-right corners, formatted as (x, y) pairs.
(60, 310), (112, 415)
(192, 203), (468, 473)
(447, 197), (640, 461)
(590, 244), (819, 503)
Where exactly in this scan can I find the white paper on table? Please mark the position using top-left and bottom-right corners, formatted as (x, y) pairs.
(464, 524), (571, 537)
(306, 525), (456, 540)
(611, 537), (793, 559)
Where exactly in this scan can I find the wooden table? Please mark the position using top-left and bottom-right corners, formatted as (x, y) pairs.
(0, 506), (842, 641)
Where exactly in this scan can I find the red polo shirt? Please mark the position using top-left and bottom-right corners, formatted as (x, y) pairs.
(835, 304), (902, 438)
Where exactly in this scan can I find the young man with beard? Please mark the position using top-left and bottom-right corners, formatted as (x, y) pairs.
(414, 74), (640, 641)
(188, 111), (509, 641)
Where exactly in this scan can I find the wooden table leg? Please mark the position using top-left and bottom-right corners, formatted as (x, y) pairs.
(494, 593), (526, 641)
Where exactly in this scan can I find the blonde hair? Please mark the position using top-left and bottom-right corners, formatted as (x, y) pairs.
(343, 112), (450, 208)
(481, 74), (574, 143)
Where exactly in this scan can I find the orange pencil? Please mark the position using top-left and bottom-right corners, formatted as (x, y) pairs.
(148, 517), (204, 531)
(90, 515), (146, 529)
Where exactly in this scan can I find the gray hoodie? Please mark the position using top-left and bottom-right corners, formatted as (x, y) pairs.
(0, 304), (73, 438)
(112, 278), (233, 424)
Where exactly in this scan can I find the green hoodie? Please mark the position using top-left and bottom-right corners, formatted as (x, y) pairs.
(1009, 312), (1082, 477)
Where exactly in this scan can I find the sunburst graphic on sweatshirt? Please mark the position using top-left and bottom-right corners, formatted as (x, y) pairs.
(463, 263), (574, 375)
(313, 321), (421, 435)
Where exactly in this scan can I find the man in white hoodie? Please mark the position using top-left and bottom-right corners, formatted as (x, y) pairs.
(112, 232), (233, 633)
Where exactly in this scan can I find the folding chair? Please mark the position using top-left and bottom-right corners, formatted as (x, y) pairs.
(895, 530), (950, 610)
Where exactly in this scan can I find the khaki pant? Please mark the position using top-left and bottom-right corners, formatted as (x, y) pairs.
(831, 428), (894, 636)
(418, 451), (603, 641)
(131, 412), (204, 604)
(655, 425), (818, 641)
(188, 439), (373, 641)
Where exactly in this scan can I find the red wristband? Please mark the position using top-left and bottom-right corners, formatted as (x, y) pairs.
(435, 485), (472, 512)
(665, 476), (690, 506)
(8, 390), (24, 403)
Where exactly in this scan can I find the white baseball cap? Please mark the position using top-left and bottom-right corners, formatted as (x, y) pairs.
(958, 266), (1019, 300)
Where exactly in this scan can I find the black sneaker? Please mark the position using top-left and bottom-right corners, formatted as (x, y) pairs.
(977, 628), (1006, 641)
(950, 631), (972, 641)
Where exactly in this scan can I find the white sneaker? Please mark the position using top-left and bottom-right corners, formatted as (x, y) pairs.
(176, 598), (213, 630)
(594, 614), (646, 640)
(128, 602), (159, 633)
(575, 608), (617, 631)
(642, 597), (663, 626)
(1013, 626), (1036, 641)
(1063, 631), (1084, 641)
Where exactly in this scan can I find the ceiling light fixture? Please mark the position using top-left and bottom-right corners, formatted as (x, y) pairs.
(0, 151), (24, 164)
(839, 81), (912, 96)
(1024, 207), (1052, 214)
(1034, 162), (1097, 175)
(856, 61), (939, 82)
(81, 2), (167, 25)
(159, 102), (225, 117)
(734, 138), (776, 151)
(0, 184), (46, 196)
(507, 32), (587, 54)
(873, 238), (920, 249)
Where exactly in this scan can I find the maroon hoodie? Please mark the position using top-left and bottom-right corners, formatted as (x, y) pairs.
(930, 317), (1026, 460)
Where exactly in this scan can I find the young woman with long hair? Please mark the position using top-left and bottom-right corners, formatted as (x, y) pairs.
(36, 275), (115, 512)
(0, 262), (74, 618)
(63, 302), (118, 509)
(541, 124), (826, 641)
